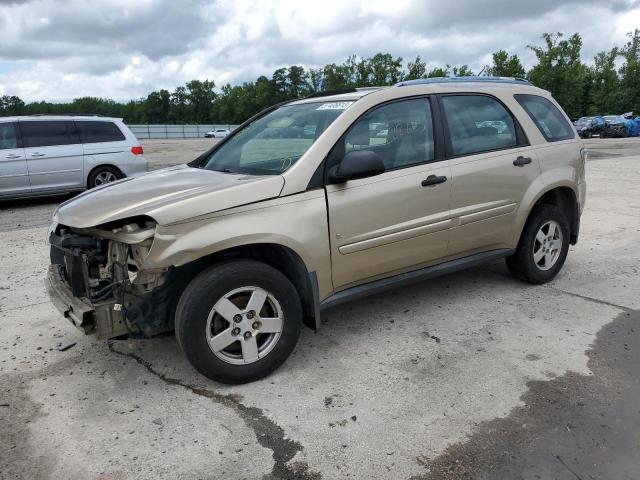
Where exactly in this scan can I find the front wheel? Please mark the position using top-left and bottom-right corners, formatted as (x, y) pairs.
(506, 205), (570, 284)
(175, 260), (302, 384)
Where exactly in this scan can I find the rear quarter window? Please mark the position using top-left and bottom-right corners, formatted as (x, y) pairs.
(515, 94), (575, 142)
(76, 121), (126, 143)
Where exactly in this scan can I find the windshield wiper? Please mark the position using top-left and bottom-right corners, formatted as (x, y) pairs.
(209, 168), (236, 174)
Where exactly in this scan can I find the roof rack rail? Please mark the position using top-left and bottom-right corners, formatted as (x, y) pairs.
(394, 76), (531, 87)
(304, 88), (358, 99)
(26, 113), (105, 117)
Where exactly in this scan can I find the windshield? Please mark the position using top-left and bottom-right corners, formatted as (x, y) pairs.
(202, 101), (353, 175)
(576, 117), (591, 125)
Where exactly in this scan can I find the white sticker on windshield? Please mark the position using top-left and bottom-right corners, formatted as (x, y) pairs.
(316, 101), (354, 111)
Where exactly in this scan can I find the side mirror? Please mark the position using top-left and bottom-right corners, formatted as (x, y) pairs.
(328, 150), (385, 183)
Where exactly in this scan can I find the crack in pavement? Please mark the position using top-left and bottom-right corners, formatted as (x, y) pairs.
(478, 265), (633, 312)
(544, 285), (633, 312)
(107, 342), (321, 480)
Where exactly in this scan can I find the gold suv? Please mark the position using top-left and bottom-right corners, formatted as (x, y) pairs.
(46, 77), (586, 383)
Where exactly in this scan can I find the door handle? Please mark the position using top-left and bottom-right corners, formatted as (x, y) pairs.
(31, 152), (46, 157)
(421, 175), (447, 187)
(5, 154), (21, 159)
(513, 156), (532, 167)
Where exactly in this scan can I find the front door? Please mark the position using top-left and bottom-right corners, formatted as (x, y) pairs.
(439, 94), (541, 256)
(20, 120), (84, 192)
(0, 122), (30, 196)
(326, 97), (452, 289)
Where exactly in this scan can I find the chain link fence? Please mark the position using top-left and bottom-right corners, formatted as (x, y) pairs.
(128, 124), (239, 139)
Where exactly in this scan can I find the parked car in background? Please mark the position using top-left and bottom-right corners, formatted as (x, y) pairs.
(204, 128), (230, 138)
(573, 116), (605, 138)
(602, 115), (629, 138)
(46, 77), (586, 384)
(621, 113), (640, 137)
(0, 116), (147, 199)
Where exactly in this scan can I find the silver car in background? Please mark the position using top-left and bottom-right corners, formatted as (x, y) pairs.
(0, 115), (147, 199)
(204, 128), (230, 138)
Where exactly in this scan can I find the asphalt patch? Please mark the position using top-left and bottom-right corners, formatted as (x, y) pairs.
(411, 309), (640, 479)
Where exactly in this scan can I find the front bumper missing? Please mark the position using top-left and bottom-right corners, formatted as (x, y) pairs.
(45, 265), (128, 339)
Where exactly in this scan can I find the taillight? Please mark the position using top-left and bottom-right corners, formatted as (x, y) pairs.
(131, 146), (143, 155)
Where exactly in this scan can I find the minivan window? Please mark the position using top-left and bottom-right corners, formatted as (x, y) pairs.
(0, 122), (18, 150)
(344, 98), (434, 169)
(441, 95), (518, 156)
(20, 121), (71, 148)
(76, 121), (126, 143)
(515, 94), (574, 142)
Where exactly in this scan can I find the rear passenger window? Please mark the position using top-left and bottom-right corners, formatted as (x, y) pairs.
(76, 121), (126, 143)
(344, 98), (434, 170)
(514, 94), (574, 142)
(441, 95), (518, 156)
(20, 121), (71, 148)
(0, 122), (18, 150)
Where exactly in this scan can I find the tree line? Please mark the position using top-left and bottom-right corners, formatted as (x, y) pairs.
(1, 30), (639, 123)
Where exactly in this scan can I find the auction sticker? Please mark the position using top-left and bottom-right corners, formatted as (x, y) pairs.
(316, 101), (354, 110)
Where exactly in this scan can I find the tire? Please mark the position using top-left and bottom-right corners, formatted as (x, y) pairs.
(506, 204), (570, 284)
(175, 260), (302, 384)
(88, 165), (122, 188)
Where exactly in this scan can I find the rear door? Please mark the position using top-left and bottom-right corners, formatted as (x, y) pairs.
(326, 97), (452, 288)
(440, 94), (540, 256)
(0, 121), (30, 196)
(19, 120), (85, 192)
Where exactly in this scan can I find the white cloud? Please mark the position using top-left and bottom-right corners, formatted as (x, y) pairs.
(0, 0), (638, 101)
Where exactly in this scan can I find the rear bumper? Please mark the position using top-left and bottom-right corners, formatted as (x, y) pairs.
(120, 157), (148, 177)
(45, 265), (128, 339)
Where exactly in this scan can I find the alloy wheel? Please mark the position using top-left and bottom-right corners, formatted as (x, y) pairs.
(533, 220), (563, 271)
(94, 171), (118, 186)
(206, 286), (283, 365)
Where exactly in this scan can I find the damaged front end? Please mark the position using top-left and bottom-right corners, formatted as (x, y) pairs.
(46, 216), (175, 339)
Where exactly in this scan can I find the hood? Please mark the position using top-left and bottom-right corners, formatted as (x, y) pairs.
(54, 165), (285, 228)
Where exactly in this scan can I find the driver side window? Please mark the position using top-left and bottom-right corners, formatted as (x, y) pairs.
(344, 98), (434, 170)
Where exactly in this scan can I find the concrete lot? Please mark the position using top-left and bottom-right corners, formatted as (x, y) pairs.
(1, 138), (639, 479)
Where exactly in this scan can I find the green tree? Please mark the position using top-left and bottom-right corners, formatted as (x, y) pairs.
(527, 32), (590, 118)
(452, 65), (474, 76)
(589, 49), (621, 115)
(486, 50), (526, 78)
(170, 86), (189, 123)
(404, 55), (427, 80)
(426, 66), (449, 78)
(1, 95), (26, 115)
(366, 53), (404, 85)
(144, 89), (171, 123)
(618, 29), (640, 114)
(185, 79), (217, 123)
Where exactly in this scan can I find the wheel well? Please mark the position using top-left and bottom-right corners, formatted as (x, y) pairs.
(87, 164), (124, 188)
(532, 187), (579, 244)
(172, 243), (318, 330)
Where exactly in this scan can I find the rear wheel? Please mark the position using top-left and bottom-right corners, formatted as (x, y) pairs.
(506, 205), (570, 284)
(88, 166), (122, 188)
(175, 260), (302, 384)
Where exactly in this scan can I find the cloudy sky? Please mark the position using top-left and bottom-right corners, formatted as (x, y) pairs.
(0, 0), (639, 102)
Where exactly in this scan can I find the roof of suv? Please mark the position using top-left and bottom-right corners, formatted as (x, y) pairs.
(290, 77), (549, 106)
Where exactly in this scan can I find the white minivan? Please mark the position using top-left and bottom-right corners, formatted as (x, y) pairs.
(0, 115), (147, 199)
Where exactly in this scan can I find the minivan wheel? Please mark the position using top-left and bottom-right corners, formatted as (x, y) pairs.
(88, 166), (122, 188)
(506, 204), (570, 284)
(175, 260), (302, 384)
